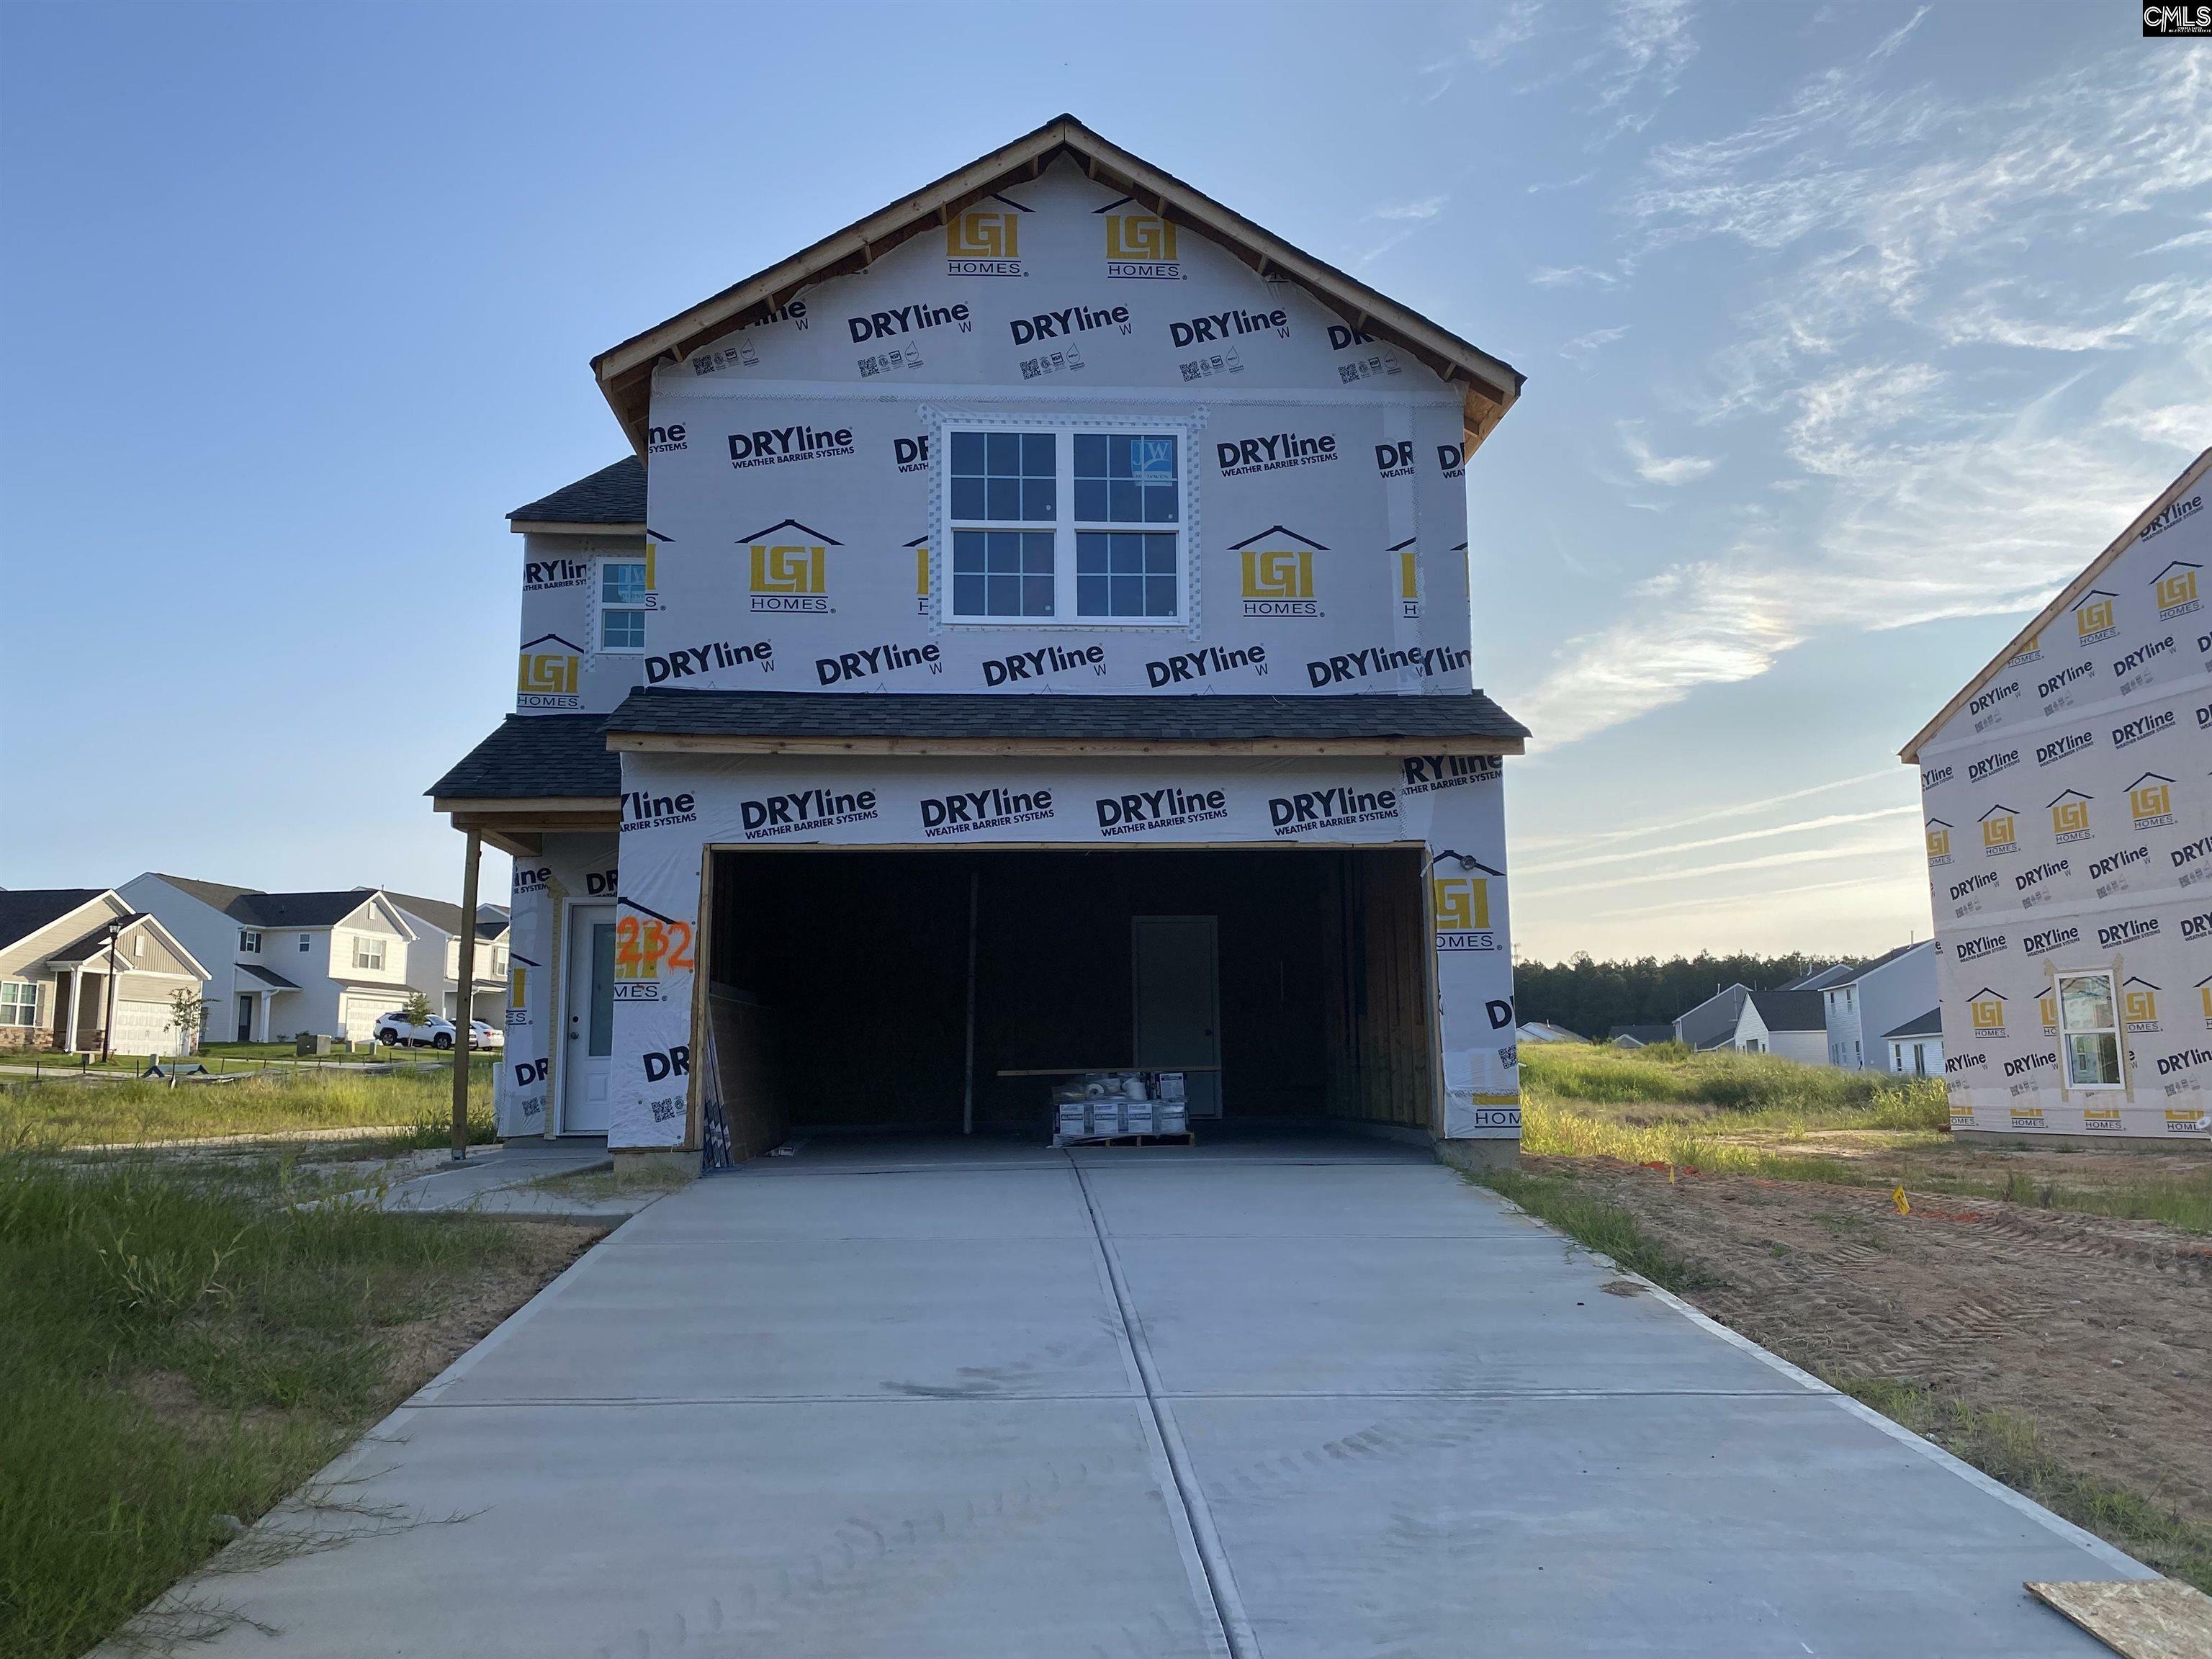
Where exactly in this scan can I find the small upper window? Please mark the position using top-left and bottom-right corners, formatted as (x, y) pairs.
(943, 426), (1186, 624)
(240, 929), (261, 953)
(298, 933), (311, 953)
(598, 559), (647, 653)
(2056, 971), (2123, 1089)
(352, 936), (385, 972)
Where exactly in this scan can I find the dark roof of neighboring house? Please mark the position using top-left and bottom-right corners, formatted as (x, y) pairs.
(227, 891), (378, 928)
(1745, 989), (1827, 1033)
(238, 962), (301, 990)
(1785, 963), (1856, 992)
(508, 457), (646, 526)
(385, 890), (511, 940)
(428, 714), (621, 802)
(1609, 1025), (1675, 1046)
(46, 914), (154, 967)
(150, 873), (262, 914)
(1822, 941), (1928, 986)
(604, 688), (1530, 747)
(0, 889), (108, 950)
(1882, 1008), (1943, 1040)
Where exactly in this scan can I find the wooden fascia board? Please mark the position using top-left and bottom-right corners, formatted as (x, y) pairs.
(508, 521), (647, 538)
(1898, 446), (2212, 763)
(590, 117), (1522, 454)
(606, 732), (1525, 759)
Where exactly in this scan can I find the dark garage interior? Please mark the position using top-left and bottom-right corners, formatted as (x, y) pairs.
(703, 845), (1436, 1159)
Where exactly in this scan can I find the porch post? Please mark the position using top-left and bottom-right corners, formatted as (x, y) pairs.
(451, 829), (481, 1161)
(62, 969), (81, 1053)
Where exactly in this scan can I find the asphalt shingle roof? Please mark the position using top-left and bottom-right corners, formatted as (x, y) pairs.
(228, 891), (378, 929)
(238, 962), (301, 989)
(1745, 988), (1827, 1033)
(428, 714), (620, 802)
(385, 889), (511, 939)
(508, 459), (646, 526)
(606, 688), (1530, 745)
(1882, 1008), (1943, 1040)
(0, 889), (109, 951)
(150, 873), (261, 914)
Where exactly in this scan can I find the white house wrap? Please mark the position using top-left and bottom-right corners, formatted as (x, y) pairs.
(1907, 450), (2212, 1141)
(439, 117), (1530, 1161)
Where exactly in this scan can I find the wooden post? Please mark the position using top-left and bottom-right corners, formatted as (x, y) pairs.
(961, 866), (979, 1136)
(452, 830), (481, 1162)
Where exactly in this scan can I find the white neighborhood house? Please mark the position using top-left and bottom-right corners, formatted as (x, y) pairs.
(430, 116), (1532, 1168)
(0, 889), (210, 1055)
(1725, 989), (1826, 1064)
(122, 876), (503, 1045)
(1905, 448), (2211, 1141)
(1816, 940), (1938, 1074)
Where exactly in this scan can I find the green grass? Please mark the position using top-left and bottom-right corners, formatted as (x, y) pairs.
(0, 1066), (495, 1151)
(1521, 1040), (1949, 1123)
(1466, 1166), (1714, 1294)
(1516, 1044), (2212, 1233)
(1831, 1375), (2212, 1593)
(0, 1146), (531, 1658)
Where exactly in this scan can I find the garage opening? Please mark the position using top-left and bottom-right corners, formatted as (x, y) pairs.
(702, 846), (1436, 1157)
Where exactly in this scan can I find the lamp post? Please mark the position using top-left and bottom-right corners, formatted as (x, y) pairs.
(98, 917), (122, 1064)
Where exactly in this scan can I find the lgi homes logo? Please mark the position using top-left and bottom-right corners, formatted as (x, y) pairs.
(946, 194), (1030, 276)
(517, 634), (582, 709)
(1433, 860), (1504, 952)
(742, 520), (836, 613)
(1231, 526), (1326, 618)
(1096, 198), (1182, 280)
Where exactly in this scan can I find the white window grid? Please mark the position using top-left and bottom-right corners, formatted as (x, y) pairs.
(0, 980), (37, 1028)
(592, 555), (649, 655)
(925, 408), (1205, 634)
(2054, 968), (2126, 1092)
(352, 936), (385, 971)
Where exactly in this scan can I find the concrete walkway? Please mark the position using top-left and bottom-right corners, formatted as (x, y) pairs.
(118, 1133), (2145, 1656)
(372, 1136), (646, 1218)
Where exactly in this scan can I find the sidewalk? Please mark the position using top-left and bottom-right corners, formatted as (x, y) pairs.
(374, 1137), (656, 1220)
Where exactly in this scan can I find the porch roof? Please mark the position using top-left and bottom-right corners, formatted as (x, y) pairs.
(603, 688), (1529, 757)
(238, 963), (301, 990)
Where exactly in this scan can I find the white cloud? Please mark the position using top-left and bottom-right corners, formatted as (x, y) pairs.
(1518, 805), (1917, 877)
(1620, 423), (1718, 485)
(1516, 767), (1901, 853)
(1560, 324), (1629, 363)
(1867, 6), (1930, 60)
(1530, 263), (1619, 287)
(1585, 0), (1699, 140)
(1505, 45), (2212, 751)
(1372, 196), (1447, 222)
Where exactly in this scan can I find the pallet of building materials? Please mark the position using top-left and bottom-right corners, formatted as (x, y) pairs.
(1050, 1073), (1189, 1146)
(1069, 1131), (1197, 1149)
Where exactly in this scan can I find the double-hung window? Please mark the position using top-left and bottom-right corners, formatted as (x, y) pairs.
(597, 559), (648, 652)
(2056, 971), (2123, 1089)
(352, 935), (385, 972)
(0, 981), (37, 1028)
(943, 426), (1187, 624)
(239, 929), (261, 954)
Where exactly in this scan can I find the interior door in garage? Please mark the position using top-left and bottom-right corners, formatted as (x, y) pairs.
(1133, 914), (1221, 1118)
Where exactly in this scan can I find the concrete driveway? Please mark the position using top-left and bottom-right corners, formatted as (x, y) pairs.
(127, 1134), (2144, 1657)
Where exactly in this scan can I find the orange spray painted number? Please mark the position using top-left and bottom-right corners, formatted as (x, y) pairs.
(614, 916), (693, 980)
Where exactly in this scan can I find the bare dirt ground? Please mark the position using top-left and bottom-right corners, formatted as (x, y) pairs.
(1540, 1152), (2212, 1527)
(382, 1220), (604, 1390)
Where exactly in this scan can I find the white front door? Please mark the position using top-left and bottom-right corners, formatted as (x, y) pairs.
(1133, 914), (1221, 1118)
(561, 903), (616, 1136)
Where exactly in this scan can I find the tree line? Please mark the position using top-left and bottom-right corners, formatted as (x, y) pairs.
(1513, 952), (1863, 1040)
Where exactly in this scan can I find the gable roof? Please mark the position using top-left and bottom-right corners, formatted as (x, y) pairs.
(1609, 1024), (1676, 1046)
(1882, 1008), (1943, 1040)
(1902, 446), (2211, 762)
(590, 114), (1522, 459)
(227, 890), (383, 929)
(385, 889), (511, 940)
(1820, 940), (1929, 989)
(508, 457), (647, 531)
(147, 873), (264, 914)
(0, 889), (112, 952)
(1784, 963), (1856, 992)
(1744, 988), (1826, 1033)
(429, 713), (621, 804)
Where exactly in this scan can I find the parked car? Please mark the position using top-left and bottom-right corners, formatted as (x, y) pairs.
(468, 1019), (504, 1051)
(374, 1013), (455, 1049)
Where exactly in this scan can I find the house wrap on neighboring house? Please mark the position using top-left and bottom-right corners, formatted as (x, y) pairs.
(429, 116), (1530, 1164)
(1903, 449), (2212, 1141)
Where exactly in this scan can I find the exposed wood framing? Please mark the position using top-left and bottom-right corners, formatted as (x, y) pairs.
(590, 115), (1521, 459)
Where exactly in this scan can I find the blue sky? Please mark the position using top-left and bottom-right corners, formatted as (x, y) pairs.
(3, 3), (2204, 961)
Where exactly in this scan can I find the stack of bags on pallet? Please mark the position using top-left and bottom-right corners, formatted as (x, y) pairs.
(1052, 1072), (1187, 1143)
